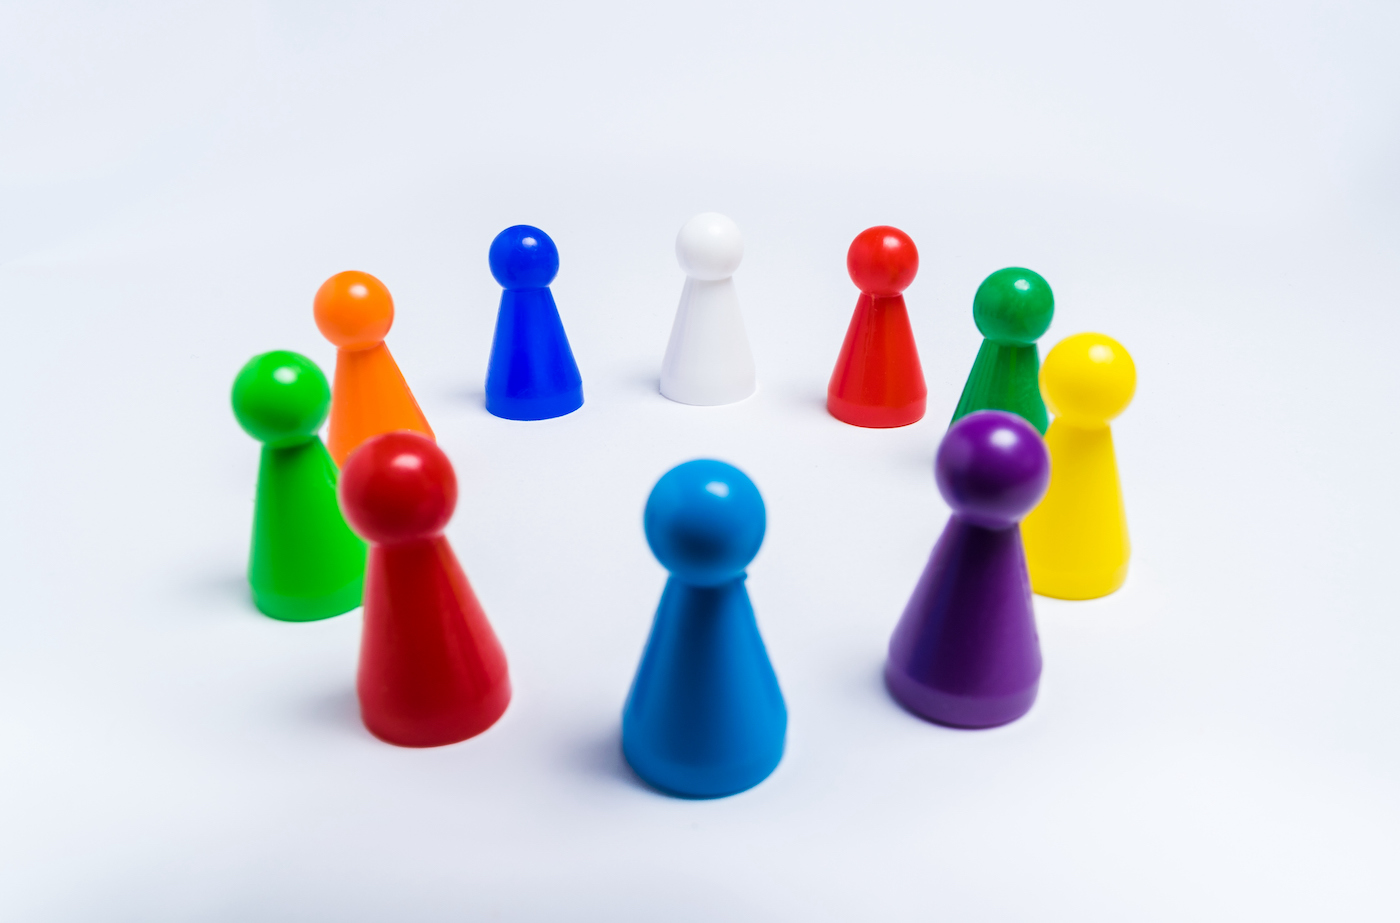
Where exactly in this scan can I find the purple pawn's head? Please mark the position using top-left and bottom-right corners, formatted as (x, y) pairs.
(936, 411), (1050, 529)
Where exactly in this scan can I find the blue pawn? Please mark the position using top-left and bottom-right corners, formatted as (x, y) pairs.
(485, 225), (584, 420)
(622, 460), (787, 798)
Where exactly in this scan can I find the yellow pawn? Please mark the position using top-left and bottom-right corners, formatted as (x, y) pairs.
(1022, 333), (1136, 599)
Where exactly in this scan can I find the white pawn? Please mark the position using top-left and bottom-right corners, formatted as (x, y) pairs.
(660, 213), (756, 405)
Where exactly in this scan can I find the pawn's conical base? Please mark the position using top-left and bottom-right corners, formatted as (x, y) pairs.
(660, 277), (757, 407)
(358, 535), (511, 747)
(253, 576), (363, 622)
(327, 342), (435, 466)
(1023, 420), (1131, 600)
(485, 287), (584, 421)
(826, 293), (927, 429)
(248, 439), (366, 623)
(622, 577), (786, 798)
(885, 661), (1038, 728)
(886, 518), (1041, 730)
(951, 340), (1047, 433)
(827, 391), (925, 428)
(486, 386), (583, 421)
(1031, 563), (1128, 600)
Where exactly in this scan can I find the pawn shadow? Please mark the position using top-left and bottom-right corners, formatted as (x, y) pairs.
(443, 382), (488, 408)
(798, 390), (830, 418)
(620, 370), (663, 398)
(297, 686), (367, 740)
(564, 727), (658, 796)
(178, 569), (255, 616)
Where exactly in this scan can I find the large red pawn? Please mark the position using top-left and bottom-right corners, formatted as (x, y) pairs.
(826, 226), (928, 427)
(338, 431), (510, 747)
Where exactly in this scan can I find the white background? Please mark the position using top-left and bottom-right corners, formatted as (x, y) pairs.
(2, 2), (1398, 920)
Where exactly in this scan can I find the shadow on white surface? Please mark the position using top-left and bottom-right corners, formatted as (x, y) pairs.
(177, 569), (254, 615)
(441, 383), (487, 407)
(296, 687), (366, 740)
(562, 727), (658, 797)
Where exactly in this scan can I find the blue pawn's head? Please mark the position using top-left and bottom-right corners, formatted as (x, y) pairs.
(644, 460), (766, 587)
(489, 225), (559, 290)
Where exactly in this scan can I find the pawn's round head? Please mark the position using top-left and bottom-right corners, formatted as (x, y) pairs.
(314, 270), (394, 350)
(1041, 332), (1136, 427)
(489, 225), (559, 290)
(644, 459), (766, 586)
(847, 226), (918, 296)
(231, 350), (330, 448)
(972, 267), (1054, 345)
(676, 212), (744, 280)
(936, 411), (1050, 529)
(338, 431), (457, 545)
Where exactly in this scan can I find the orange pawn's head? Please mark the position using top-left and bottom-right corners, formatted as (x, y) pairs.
(314, 270), (394, 350)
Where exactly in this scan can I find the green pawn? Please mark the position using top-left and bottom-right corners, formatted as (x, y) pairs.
(232, 351), (366, 621)
(950, 267), (1055, 434)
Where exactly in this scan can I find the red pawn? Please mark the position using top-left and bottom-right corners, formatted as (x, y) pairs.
(338, 431), (510, 747)
(826, 226), (927, 427)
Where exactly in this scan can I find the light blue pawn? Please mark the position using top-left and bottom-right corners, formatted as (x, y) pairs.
(622, 460), (787, 798)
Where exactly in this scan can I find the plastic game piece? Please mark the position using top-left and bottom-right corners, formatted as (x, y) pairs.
(314, 270), (435, 466)
(622, 460), (786, 798)
(1022, 333), (1136, 599)
(485, 225), (584, 420)
(660, 212), (756, 405)
(827, 226), (927, 427)
(886, 410), (1050, 728)
(950, 268), (1054, 434)
(338, 431), (510, 747)
(231, 351), (366, 621)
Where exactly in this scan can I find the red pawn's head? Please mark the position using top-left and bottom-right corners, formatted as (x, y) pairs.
(847, 226), (918, 296)
(339, 431), (457, 544)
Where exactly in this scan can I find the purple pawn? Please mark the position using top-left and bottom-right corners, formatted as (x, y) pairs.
(886, 410), (1051, 728)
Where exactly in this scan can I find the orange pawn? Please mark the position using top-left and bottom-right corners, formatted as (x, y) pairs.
(314, 271), (435, 466)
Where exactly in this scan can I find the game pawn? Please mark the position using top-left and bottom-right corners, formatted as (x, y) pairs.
(231, 351), (366, 621)
(827, 226), (927, 427)
(950, 267), (1054, 433)
(660, 212), (756, 405)
(1022, 333), (1137, 599)
(314, 270), (435, 466)
(622, 460), (786, 798)
(338, 431), (510, 747)
(886, 410), (1050, 728)
(485, 225), (584, 420)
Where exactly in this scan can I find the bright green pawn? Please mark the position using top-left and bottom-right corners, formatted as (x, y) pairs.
(950, 267), (1055, 434)
(232, 351), (366, 621)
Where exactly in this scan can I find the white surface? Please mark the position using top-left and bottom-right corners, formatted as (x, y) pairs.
(2, 2), (1399, 921)
(662, 212), (756, 406)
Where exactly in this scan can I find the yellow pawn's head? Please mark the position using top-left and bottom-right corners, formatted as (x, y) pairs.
(1041, 332), (1136, 427)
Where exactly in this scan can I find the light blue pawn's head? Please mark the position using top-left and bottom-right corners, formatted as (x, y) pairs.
(489, 225), (559, 290)
(644, 460), (766, 587)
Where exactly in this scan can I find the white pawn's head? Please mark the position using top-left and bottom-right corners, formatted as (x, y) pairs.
(676, 212), (743, 281)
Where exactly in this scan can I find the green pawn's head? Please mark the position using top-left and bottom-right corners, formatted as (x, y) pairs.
(972, 268), (1054, 345)
(232, 351), (330, 448)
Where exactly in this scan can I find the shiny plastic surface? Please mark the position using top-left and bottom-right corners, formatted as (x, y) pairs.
(1022, 333), (1136, 599)
(314, 270), (435, 465)
(338, 432), (510, 747)
(485, 226), (584, 420)
(950, 267), (1054, 433)
(886, 411), (1049, 728)
(231, 351), (365, 621)
(826, 226), (927, 427)
(622, 460), (786, 798)
(660, 213), (756, 406)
